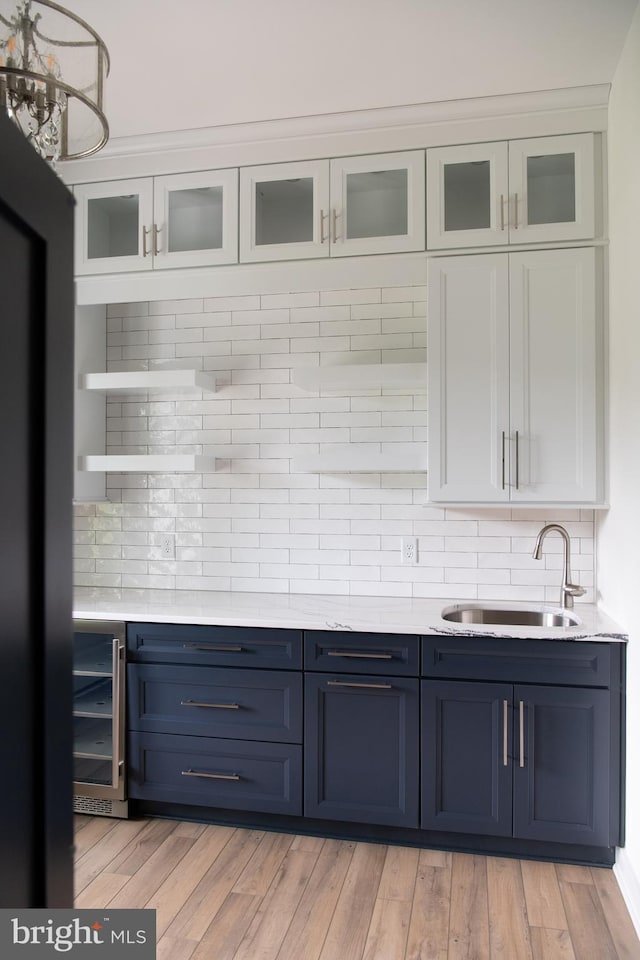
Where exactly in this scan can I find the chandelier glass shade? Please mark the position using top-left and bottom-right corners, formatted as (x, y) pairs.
(0, 0), (109, 162)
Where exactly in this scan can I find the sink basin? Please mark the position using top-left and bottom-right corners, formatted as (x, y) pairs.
(441, 603), (581, 628)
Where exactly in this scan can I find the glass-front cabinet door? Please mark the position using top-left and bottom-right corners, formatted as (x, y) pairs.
(75, 178), (154, 275)
(508, 133), (595, 243)
(427, 142), (509, 249)
(329, 151), (425, 256)
(152, 169), (238, 268)
(240, 160), (330, 262)
(427, 133), (595, 249)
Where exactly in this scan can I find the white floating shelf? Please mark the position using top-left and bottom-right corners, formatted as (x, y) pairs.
(78, 455), (217, 473)
(79, 370), (216, 394)
(292, 362), (427, 392)
(292, 445), (427, 473)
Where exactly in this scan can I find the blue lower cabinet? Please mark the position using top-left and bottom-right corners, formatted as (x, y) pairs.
(513, 684), (611, 846)
(129, 732), (302, 816)
(422, 679), (614, 847)
(304, 673), (419, 828)
(421, 679), (513, 836)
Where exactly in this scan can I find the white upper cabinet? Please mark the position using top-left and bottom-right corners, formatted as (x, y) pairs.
(426, 133), (595, 250)
(74, 169), (239, 275)
(427, 248), (601, 504)
(240, 151), (425, 262)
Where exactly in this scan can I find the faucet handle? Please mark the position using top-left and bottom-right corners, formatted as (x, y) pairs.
(564, 583), (586, 598)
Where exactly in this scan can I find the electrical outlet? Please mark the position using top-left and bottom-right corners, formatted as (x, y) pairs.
(159, 534), (175, 559)
(401, 537), (418, 565)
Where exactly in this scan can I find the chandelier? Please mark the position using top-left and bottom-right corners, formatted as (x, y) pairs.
(0, 0), (109, 163)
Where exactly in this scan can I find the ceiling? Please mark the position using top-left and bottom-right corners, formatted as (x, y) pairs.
(68, 0), (638, 141)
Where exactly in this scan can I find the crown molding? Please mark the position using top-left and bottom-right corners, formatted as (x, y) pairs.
(60, 83), (610, 185)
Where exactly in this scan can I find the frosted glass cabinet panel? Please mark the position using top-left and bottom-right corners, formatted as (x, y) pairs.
(75, 169), (239, 275)
(240, 152), (425, 262)
(427, 134), (595, 249)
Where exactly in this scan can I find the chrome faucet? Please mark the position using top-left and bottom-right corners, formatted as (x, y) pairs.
(532, 523), (586, 609)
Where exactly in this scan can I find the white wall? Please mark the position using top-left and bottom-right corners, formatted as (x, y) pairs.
(598, 1), (640, 933)
(73, 282), (596, 598)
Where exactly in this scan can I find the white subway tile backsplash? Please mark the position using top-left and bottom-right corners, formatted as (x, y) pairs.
(74, 281), (596, 600)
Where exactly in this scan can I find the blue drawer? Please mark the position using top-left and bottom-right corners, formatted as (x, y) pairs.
(129, 732), (302, 816)
(127, 622), (302, 669)
(422, 636), (612, 687)
(128, 664), (302, 743)
(304, 631), (420, 676)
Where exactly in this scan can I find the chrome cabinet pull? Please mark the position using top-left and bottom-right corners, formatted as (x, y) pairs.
(183, 643), (243, 652)
(111, 639), (124, 789)
(327, 680), (392, 690)
(500, 194), (506, 231)
(152, 223), (161, 256)
(515, 430), (520, 490)
(180, 700), (240, 710)
(181, 769), (240, 781)
(501, 431), (506, 489)
(503, 699), (509, 767)
(513, 192), (519, 229)
(327, 650), (393, 660)
(142, 225), (150, 257)
(519, 700), (525, 768)
(320, 209), (328, 243)
(332, 208), (339, 242)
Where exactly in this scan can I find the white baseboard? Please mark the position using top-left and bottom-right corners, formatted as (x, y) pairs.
(614, 847), (640, 938)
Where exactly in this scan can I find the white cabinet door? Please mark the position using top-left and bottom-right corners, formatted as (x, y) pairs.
(427, 249), (601, 504)
(508, 134), (595, 243)
(426, 142), (509, 250)
(74, 178), (154, 275)
(153, 169), (238, 268)
(427, 255), (510, 502)
(329, 151), (425, 257)
(509, 247), (599, 502)
(239, 159), (330, 262)
(427, 134), (596, 250)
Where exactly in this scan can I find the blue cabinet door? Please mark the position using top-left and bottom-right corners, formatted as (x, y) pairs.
(421, 679), (513, 836)
(513, 684), (612, 846)
(304, 673), (419, 828)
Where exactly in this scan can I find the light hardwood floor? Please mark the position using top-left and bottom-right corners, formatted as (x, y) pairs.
(73, 814), (640, 960)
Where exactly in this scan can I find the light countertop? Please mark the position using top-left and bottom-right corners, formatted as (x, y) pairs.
(73, 587), (628, 642)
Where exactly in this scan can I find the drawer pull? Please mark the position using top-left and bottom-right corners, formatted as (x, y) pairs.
(503, 699), (509, 767)
(327, 680), (392, 690)
(180, 700), (240, 710)
(327, 650), (393, 660)
(519, 700), (525, 768)
(181, 769), (241, 781)
(183, 643), (244, 653)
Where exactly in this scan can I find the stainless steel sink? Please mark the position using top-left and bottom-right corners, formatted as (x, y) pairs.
(440, 603), (581, 628)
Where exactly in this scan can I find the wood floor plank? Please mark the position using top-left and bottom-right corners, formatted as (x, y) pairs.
(231, 849), (321, 960)
(448, 853), (490, 960)
(190, 893), (261, 960)
(405, 850), (452, 960)
(145, 824), (236, 938)
(377, 845), (420, 902)
(106, 835), (196, 909)
(560, 880), (618, 960)
(591, 867), (640, 960)
(487, 856), (533, 960)
(156, 936), (197, 960)
(74, 872), (130, 908)
(232, 831), (294, 897)
(362, 897), (412, 960)
(555, 864), (594, 885)
(530, 927), (577, 960)
(276, 839), (356, 960)
(74, 817), (148, 895)
(318, 841), (387, 960)
(418, 848), (452, 869)
(521, 860), (568, 931)
(107, 818), (179, 876)
(164, 829), (265, 942)
(290, 834), (326, 853)
(72, 815), (118, 859)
